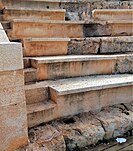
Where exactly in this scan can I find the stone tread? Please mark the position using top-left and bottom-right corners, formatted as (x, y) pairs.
(27, 101), (56, 114)
(11, 19), (85, 24)
(50, 74), (133, 95)
(29, 54), (133, 64)
(4, 6), (66, 12)
(24, 37), (70, 42)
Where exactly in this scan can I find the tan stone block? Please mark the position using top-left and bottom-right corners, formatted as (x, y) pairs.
(0, 42), (23, 71)
(0, 102), (28, 151)
(51, 91), (101, 118)
(100, 86), (133, 107)
(4, 8), (65, 21)
(2, 0), (60, 9)
(0, 85), (25, 106)
(23, 38), (69, 57)
(0, 70), (24, 87)
(9, 20), (84, 39)
(32, 59), (116, 80)
(92, 9), (133, 21)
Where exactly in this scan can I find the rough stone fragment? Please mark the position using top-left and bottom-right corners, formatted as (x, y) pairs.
(100, 36), (133, 53)
(0, 102), (28, 151)
(28, 125), (66, 151)
(0, 42), (23, 71)
(68, 38), (100, 54)
(116, 55), (133, 73)
(54, 112), (105, 150)
(96, 106), (133, 139)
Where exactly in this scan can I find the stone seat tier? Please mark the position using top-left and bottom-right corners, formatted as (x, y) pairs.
(49, 74), (133, 118)
(26, 74), (133, 127)
(23, 38), (70, 56)
(8, 19), (133, 40)
(8, 19), (85, 39)
(24, 54), (133, 81)
(3, 7), (66, 21)
(92, 9), (133, 21)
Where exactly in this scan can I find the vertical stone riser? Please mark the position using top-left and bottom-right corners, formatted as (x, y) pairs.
(34, 60), (116, 81)
(51, 86), (133, 118)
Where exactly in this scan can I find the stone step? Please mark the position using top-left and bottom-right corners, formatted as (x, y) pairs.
(68, 36), (133, 55)
(24, 68), (36, 84)
(3, 7), (66, 21)
(25, 80), (51, 104)
(23, 38), (70, 57)
(8, 19), (84, 39)
(29, 55), (117, 81)
(84, 20), (133, 37)
(27, 101), (57, 127)
(49, 74), (133, 118)
(25, 54), (133, 81)
(92, 9), (133, 21)
(8, 20), (133, 40)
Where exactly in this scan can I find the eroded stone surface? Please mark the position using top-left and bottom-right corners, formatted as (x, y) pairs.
(0, 42), (23, 71)
(0, 102), (28, 151)
(68, 37), (133, 54)
(19, 101), (133, 151)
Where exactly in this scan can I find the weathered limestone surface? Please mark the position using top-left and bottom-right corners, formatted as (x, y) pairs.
(84, 21), (133, 37)
(0, 42), (23, 71)
(0, 102), (28, 151)
(1, 0), (133, 21)
(49, 74), (133, 118)
(9, 20), (84, 39)
(23, 38), (70, 57)
(22, 102), (133, 151)
(0, 23), (28, 150)
(68, 36), (133, 54)
(3, 7), (66, 21)
(92, 9), (133, 21)
(30, 55), (117, 80)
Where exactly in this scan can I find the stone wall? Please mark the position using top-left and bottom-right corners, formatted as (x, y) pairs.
(0, 23), (28, 151)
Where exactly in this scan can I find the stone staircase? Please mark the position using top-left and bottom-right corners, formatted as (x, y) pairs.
(0, 0), (133, 128)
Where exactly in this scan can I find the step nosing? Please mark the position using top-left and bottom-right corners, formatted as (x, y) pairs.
(49, 74), (133, 95)
(30, 55), (120, 63)
(24, 38), (70, 42)
(12, 19), (85, 24)
(5, 7), (66, 12)
(54, 81), (133, 95)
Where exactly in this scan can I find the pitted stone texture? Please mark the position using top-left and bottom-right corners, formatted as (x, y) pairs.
(0, 42), (23, 71)
(0, 70), (25, 106)
(54, 113), (105, 150)
(0, 102), (28, 151)
(100, 36), (133, 53)
(69, 37), (133, 54)
(116, 55), (133, 73)
(3, 7), (66, 21)
(68, 38), (100, 54)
